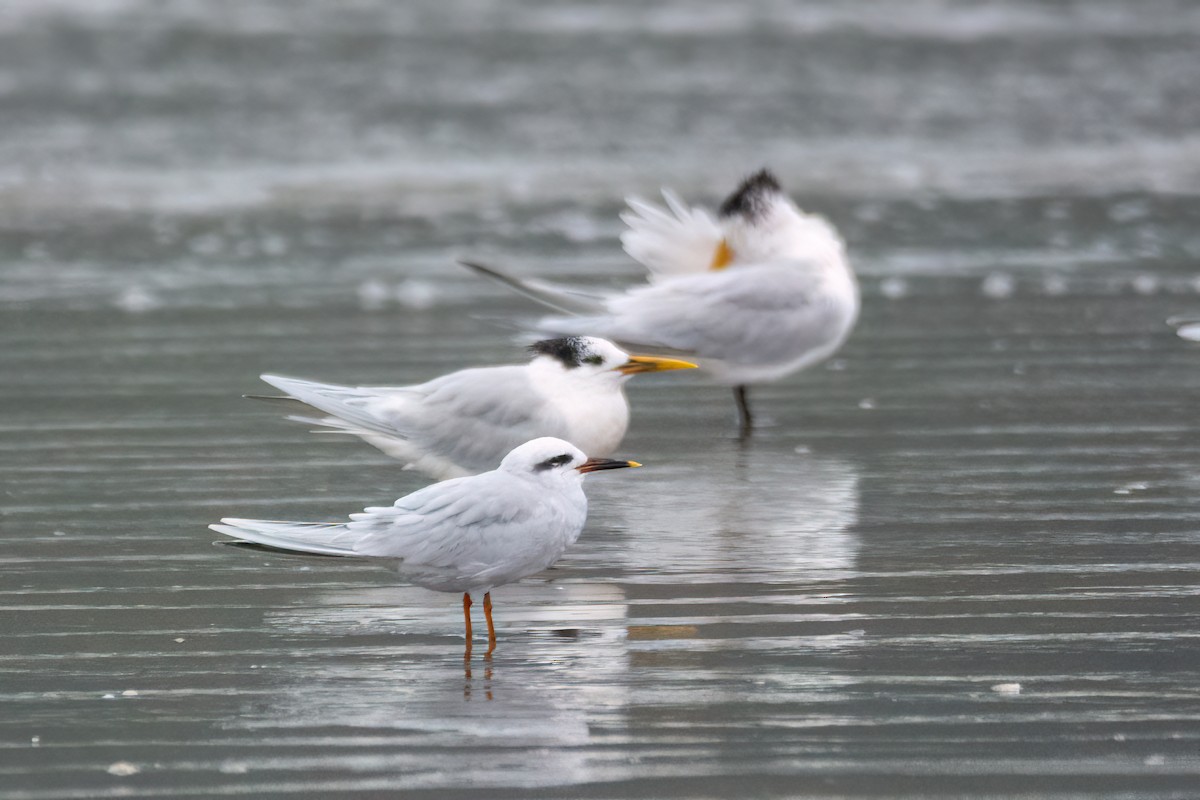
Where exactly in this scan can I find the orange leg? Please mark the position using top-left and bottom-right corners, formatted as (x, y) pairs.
(483, 591), (496, 655)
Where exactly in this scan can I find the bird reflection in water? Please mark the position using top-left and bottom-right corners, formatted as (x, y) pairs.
(234, 580), (633, 790)
(462, 657), (493, 700)
(589, 438), (862, 582)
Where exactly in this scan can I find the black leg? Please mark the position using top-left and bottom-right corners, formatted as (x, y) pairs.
(734, 385), (753, 434)
(483, 591), (496, 656)
(463, 592), (473, 662)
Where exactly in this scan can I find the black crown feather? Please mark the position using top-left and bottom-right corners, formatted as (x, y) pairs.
(528, 336), (590, 369)
(718, 169), (783, 221)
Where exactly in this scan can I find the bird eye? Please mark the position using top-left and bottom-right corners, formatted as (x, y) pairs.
(582, 355), (604, 366)
(535, 453), (574, 471)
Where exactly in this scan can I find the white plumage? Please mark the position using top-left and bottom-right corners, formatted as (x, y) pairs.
(210, 437), (640, 653)
(256, 336), (692, 479)
(620, 189), (725, 281)
(463, 170), (859, 430)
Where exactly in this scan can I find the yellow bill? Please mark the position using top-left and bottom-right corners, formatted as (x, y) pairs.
(709, 239), (733, 270)
(615, 355), (699, 375)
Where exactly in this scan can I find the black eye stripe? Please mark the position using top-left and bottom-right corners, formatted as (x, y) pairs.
(534, 453), (573, 471)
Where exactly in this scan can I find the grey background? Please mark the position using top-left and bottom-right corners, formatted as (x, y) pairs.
(2, 1), (1199, 797)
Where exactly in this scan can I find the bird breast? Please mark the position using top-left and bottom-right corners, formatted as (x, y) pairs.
(527, 368), (631, 458)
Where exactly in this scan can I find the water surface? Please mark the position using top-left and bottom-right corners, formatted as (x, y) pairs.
(3, 2), (1200, 797)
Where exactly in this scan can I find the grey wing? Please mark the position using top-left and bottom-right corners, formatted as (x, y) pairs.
(541, 264), (840, 365)
(405, 366), (567, 473)
(270, 366), (564, 473)
(349, 474), (576, 588)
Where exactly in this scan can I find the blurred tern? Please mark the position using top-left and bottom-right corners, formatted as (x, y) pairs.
(1167, 314), (1200, 342)
(462, 169), (859, 432)
(211, 437), (639, 656)
(254, 336), (693, 479)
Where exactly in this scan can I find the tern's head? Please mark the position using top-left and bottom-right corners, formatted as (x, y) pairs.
(527, 336), (696, 383)
(719, 169), (785, 225)
(500, 437), (641, 483)
(713, 169), (845, 270)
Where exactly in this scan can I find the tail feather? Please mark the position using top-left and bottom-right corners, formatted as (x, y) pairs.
(458, 260), (608, 315)
(260, 374), (416, 441)
(244, 393), (306, 405)
(284, 413), (378, 438)
(209, 518), (359, 556)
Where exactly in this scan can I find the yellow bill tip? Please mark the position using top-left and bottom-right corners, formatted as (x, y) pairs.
(709, 239), (733, 270)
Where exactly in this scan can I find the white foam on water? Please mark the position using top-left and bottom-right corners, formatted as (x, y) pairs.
(879, 276), (909, 299)
(114, 286), (161, 314)
(106, 762), (140, 777)
(357, 278), (391, 311)
(1042, 275), (1069, 296)
(395, 279), (439, 310)
(1175, 322), (1200, 342)
(981, 272), (1016, 299)
(1131, 274), (1160, 295)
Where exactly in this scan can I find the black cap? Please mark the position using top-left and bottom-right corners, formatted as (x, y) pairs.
(718, 169), (783, 221)
(528, 337), (594, 369)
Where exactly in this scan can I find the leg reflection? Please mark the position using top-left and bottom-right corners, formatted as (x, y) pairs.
(734, 384), (753, 436)
(464, 656), (494, 701)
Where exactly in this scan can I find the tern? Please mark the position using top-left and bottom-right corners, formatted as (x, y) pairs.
(210, 437), (640, 657)
(462, 169), (859, 432)
(254, 336), (692, 479)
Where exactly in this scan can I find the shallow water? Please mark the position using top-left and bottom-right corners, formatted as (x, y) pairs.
(3, 2), (1200, 798)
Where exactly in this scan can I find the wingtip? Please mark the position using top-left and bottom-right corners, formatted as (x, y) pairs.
(260, 373), (301, 385)
(457, 259), (499, 277)
(258, 374), (304, 394)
